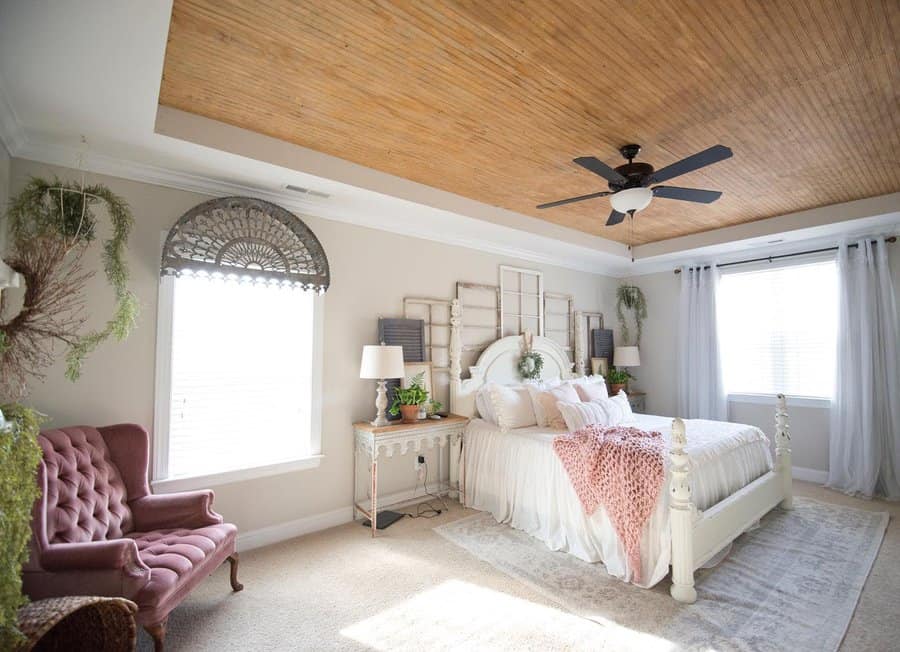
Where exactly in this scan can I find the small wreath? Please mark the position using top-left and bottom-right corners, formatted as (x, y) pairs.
(517, 350), (544, 380)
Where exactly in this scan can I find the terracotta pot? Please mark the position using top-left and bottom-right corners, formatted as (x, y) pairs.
(399, 404), (421, 424)
(609, 383), (627, 395)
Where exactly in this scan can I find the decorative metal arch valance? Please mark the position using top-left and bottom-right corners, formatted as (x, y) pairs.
(161, 197), (330, 292)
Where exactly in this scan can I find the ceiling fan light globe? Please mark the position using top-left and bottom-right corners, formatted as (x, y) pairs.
(610, 187), (653, 214)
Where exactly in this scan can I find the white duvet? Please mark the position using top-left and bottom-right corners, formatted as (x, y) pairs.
(463, 414), (773, 588)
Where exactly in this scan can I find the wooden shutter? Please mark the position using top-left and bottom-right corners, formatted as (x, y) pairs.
(378, 318), (425, 420)
(591, 328), (614, 362)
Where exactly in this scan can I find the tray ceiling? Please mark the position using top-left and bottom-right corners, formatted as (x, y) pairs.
(159, 0), (900, 245)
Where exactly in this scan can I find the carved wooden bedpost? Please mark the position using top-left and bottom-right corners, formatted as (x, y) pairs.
(775, 393), (793, 510)
(669, 417), (697, 604)
(574, 310), (586, 376)
(449, 298), (463, 500)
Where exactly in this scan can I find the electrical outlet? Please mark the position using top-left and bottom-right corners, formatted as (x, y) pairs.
(414, 454), (425, 471)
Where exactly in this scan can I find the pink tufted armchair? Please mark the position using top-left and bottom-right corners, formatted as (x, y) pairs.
(22, 424), (242, 651)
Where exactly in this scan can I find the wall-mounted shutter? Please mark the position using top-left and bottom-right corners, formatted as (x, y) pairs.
(591, 328), (614, 362)
(378, 318), (425, 420)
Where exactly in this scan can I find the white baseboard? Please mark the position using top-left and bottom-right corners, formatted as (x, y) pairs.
(235, 486), (446, 552)
(792, 466), (828, 484)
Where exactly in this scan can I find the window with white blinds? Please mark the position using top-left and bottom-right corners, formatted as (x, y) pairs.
(160, 274), (317, 480)
(717, 259), (838, 399)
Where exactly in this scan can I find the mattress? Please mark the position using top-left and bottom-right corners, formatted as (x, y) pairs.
(463, 414), (773, 588)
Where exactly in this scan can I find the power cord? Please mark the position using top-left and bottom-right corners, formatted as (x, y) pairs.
(403, 460), (449, 519)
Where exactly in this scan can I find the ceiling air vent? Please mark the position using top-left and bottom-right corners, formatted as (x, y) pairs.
(283, 184), (331, 199)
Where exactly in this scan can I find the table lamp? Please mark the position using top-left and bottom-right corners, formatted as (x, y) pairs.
(613, 346), (640, 390)
(359, 344), (405, 426)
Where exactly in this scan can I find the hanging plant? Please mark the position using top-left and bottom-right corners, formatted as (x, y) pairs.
(517, 350), (544, 380)
(0, 403), (44, 648)
(0, 177), (138, 398)
(616, 284), (647, 345)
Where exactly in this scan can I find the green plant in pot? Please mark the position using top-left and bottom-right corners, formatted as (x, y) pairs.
(607, 368), (635, 395)
(389, 372), (430, 424)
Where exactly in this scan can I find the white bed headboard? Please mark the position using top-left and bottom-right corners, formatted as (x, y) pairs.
(449, 299), (577, 418)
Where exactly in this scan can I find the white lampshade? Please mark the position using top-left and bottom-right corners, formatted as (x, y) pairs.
(359, 345), (405, 379)
(614, 346), (641, 367)
(610, 187), (653, 214)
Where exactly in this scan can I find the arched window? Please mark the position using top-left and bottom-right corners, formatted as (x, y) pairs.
(154, 197), (327, 488)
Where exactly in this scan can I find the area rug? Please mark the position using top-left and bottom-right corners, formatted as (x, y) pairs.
(435, 498), (888, 652)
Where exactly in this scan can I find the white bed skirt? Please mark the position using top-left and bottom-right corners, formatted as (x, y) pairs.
(463, 414), (773, 588)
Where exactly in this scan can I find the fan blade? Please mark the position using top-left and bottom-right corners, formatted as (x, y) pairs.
(649, 145), (732, 184)
(606, 210), (626, 226)
(652, 186), (723, 204)
(536, 191), (612, 209)
(573, 156), (628, 184)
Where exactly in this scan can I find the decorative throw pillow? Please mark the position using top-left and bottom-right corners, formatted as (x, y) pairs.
(475, 388), (496, 424)
(596, 390), (636, 425)
(557, 400), (610, 432)
(487, 383), (537, 431)
(524, 377), (562, 427)
(574, 380), (608, 402)
(537, 383), (581, 430)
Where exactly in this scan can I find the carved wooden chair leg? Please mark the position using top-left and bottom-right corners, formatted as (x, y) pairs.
(228, 553), (244, 591)
(145, 618), (168, 652)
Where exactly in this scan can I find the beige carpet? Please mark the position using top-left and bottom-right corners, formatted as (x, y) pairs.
(138, 482), (898, 651)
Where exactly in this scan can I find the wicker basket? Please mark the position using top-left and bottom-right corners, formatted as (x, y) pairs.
(16, 596), (138, 652)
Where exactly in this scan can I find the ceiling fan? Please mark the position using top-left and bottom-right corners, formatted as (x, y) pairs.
(537, 144), (733, 226)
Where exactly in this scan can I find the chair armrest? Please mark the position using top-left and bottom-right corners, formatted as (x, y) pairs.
(41, 539), (149, 575)
(130, 490), (223, 531)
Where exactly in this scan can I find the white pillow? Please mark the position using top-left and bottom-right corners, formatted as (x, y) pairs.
(487, 383), (537, 431)
(574, 380), (608, 402)
(475, 388), (496, 424)
(557, 400), (610, 432)
(598, 390), (636, 425)
(524, 377), (562, 427)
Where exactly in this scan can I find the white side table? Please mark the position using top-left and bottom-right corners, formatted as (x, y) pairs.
(353, 414), (468, 537)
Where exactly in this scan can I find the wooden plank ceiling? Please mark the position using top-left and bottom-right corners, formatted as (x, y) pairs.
(160, 0), (900, 245)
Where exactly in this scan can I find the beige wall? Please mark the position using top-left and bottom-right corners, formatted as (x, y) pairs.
(8, 157), (619, 533)
(636, 245), (900, 473)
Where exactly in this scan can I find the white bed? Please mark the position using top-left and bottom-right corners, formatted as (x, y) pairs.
(445, 300), (793, 602)
(463, 415), (772, 587)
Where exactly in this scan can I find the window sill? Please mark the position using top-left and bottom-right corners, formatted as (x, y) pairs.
(151, 455), (323, 493)
(727, 393), (831, 408)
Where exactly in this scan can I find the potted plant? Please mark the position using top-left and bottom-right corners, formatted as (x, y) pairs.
(389, 372), (430, 424)
(607, 368), (634, 395)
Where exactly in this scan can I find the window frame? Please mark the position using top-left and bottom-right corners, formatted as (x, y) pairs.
(152, 268), (325, 492)
(716, 253), (838, 404)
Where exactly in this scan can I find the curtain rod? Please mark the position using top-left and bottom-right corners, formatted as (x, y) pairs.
(673, 236), (896, 274)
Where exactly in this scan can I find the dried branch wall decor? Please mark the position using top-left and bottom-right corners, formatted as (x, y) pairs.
(161, 197), (330, 292)
(0, 178), (138, 399)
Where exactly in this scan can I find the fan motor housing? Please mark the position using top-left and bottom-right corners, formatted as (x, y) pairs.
(611, 162), (654, 190)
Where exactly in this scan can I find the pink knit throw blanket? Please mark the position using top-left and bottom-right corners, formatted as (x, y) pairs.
(553, 424), (665, 583)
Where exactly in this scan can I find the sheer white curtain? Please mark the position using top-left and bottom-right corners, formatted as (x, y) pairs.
(677, 265), (727, 420)
(828, 237), (900, 499)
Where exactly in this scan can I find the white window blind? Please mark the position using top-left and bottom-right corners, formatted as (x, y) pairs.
(717, 259), (837, 399)
(166, 275), (315, 479)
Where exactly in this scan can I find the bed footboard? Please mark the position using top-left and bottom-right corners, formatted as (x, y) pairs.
(668, 395), (793, 603)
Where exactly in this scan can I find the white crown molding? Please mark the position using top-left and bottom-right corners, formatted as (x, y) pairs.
(0, 73), (26, 156)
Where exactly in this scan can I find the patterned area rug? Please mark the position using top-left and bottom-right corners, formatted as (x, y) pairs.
(435, 498), (888, 652)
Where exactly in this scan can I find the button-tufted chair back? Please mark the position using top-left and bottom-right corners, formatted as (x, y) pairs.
(38, 427), (134, 543)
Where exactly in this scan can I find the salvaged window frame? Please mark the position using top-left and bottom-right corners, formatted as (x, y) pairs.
(499, 265), (544, 337)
